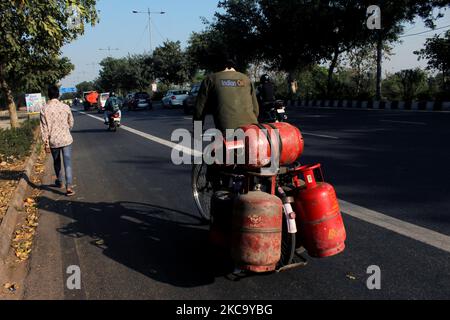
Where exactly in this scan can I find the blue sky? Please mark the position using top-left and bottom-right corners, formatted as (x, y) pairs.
(60, 0), (450, 88)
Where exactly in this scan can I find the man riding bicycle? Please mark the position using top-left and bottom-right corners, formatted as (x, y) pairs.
(194, 58), (259, 132)
(193, 57), (261, 209)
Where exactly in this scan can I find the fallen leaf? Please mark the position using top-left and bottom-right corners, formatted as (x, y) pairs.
(3, 283), (18, 292)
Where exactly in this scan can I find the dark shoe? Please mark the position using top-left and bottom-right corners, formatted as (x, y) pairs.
(54, 180), (63, 188)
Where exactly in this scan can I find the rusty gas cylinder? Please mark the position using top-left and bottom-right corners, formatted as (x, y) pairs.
(231, 190), (283, 273)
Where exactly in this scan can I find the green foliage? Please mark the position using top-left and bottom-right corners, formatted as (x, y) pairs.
(186, 0), (449, 98)
(94, 54), (155, 95)
(76, 81), (95, 95)
(415, 30), (450, 92)
(0, 119), (39, 161)
(0, 0), (98, 126)
(153, 41), (190, 85)
(296, 66), (329, 100)
(382, 69), (429, 101)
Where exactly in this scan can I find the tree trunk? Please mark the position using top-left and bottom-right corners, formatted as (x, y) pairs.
(376, 32), (383, 101)
(0, 76), (19, 129)
(287, 71), (294, 101)
(327, 48), (339, 98)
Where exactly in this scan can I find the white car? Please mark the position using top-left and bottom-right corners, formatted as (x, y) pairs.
(98, 93), (110, 112)
(162, 90), (190, 108)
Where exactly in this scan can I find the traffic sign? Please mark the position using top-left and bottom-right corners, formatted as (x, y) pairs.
(60, 87), (77, 94)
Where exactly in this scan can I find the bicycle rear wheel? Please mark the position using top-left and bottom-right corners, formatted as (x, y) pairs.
(192, 163), (213, 221)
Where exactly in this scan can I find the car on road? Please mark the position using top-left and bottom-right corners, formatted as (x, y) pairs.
(97, 92), (110, 113)
(183, 83), (201, 115)
(162, 90), (190, 108)
(127, 92), (153, 111)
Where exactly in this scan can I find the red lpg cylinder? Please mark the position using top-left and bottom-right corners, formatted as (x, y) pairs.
(231, 191), (283, 272)
(293, 164), (346, 258)
(238, 122), (304, 168)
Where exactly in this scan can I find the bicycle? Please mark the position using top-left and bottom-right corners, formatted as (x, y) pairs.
(192, 161), (307, 270)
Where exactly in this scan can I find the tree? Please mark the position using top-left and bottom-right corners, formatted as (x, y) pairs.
(0, 0), (98, 127)
(153, 41), (190, 85)
(187, 0), (263, 74)
(97, 57), (129, 94)
(369, 0), (450, 100)
(95, 54), (155, 94)
(199, 0), (450, 100)
(125, 54), (155, 92)
(186, 30), (225, 73)
(20, 57), (75, 94)
(76, 81), (95, 95)
(382, 68), (428, 101)
(415, 30), (450, 91)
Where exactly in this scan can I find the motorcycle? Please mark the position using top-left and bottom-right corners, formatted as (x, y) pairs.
(259, 100), (288, 123)
(107, 112), (121, 132)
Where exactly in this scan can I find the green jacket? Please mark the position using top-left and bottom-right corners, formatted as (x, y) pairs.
(194, 71), (259, 131)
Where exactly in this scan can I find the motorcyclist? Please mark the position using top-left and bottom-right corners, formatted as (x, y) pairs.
(257, 74), (276, 118)
(104, 91), (122, 125)
(194, 58), (259, 133)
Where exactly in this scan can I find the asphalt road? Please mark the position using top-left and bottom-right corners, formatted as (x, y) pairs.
(23, 103), (450, 299)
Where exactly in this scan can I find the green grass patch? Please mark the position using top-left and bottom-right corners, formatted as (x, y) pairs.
(0, 119), (39, 162)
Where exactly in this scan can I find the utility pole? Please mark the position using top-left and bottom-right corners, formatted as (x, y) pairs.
(133, 8), (166, 54)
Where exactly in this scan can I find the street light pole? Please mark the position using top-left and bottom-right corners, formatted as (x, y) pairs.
(133, 8), (166, 54)
(148, 8), (152, 53)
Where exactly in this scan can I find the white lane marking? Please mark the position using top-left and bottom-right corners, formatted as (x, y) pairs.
(76, 109), (450, 253)
(75, 110), (202, 157)
(302, 132), (339, 140)
(380, 120), (427, 126)
(340, 200), (450, 254)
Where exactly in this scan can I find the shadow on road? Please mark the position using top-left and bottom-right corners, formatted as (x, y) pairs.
(22, 173), (67, 196)
(37, 196), (234, 288)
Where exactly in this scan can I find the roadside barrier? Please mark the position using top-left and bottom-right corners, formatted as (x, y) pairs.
(288, 99), (450, 112)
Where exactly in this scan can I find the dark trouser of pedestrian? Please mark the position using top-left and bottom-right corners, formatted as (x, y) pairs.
(51, 145), (73, 192)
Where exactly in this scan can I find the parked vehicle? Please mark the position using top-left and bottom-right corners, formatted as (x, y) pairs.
(97, 92), (110, 113)
(127, 92), (152, 111)
(162, 90), (190, 108)
(183, 83), (201, 115)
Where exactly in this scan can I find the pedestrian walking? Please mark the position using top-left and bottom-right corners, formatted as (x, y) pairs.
(40, 85), (75, 196)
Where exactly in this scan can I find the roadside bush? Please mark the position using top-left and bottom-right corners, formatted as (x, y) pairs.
(0, 119), (39, 162)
